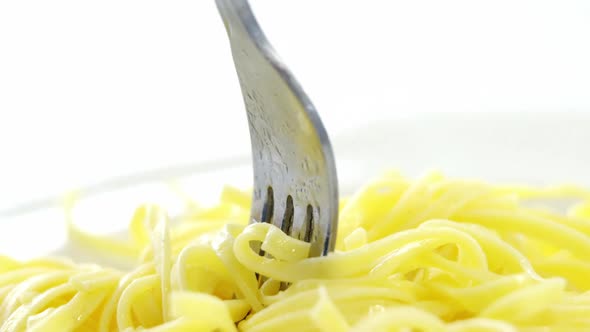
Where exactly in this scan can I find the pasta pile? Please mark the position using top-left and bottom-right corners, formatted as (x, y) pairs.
(2, 170), (590, 331)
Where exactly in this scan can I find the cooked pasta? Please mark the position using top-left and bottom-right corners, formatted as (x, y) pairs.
(2, 170), (590, 331)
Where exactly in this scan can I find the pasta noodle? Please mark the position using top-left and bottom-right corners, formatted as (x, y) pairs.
(2, 170), (590, 331)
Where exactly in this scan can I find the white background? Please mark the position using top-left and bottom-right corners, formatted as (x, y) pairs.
(1, 0), (590, 212)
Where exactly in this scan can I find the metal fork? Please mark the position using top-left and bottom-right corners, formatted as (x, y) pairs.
(215, 0), (338, 257)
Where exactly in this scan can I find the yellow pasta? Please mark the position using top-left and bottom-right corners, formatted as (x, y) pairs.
(2, 171), (590, 331)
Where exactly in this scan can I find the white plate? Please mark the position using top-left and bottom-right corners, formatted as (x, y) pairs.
(1, 111), (589, 263)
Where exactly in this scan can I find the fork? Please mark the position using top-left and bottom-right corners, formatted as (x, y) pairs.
(215, 0), (338, 257)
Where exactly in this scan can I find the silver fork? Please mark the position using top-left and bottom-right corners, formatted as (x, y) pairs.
(215, 0), (338, 257)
